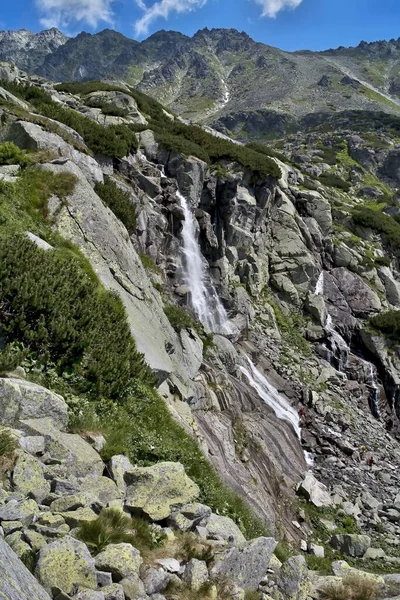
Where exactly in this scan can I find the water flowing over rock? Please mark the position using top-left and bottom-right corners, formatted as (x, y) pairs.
(178, 191), (229, 333)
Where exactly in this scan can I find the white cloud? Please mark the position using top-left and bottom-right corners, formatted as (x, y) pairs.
(36, 0), (115, 29)
(134, 0), (207, 37)
(253, 0), (303, 18)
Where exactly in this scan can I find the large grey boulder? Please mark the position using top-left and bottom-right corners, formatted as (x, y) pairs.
(330, 534), (371, 558)
(210, 537), (277, 590)
(0, 535), (52, 600)
(21, 417), (104, 478)
(297, 473), (332, 508)
(296, 190), (332, 233)
(6, 121), (103, 183)
(0, 378), (68, 430)
(277, 555), (313, 600)
(108, 455), (134, 494)
(12, 452), (51, 503)
(199, 513), (246, 545)
(35, 536), (97, 595)
(79, 476), (121, 507)
(124, 462), (200, 521)
(95, 543), (142, 582)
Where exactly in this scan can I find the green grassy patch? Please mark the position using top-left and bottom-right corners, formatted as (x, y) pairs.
(94, 178), (137, 235)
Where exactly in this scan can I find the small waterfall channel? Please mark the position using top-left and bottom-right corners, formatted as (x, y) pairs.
(240, 358), (301, 439)
(313, 272), (349, 371)
(178, 191), (229, 333)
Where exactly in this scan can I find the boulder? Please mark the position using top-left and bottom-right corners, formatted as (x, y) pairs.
(199, 513), (246, 545)
(6, 121), (103, 183)
(35, 536), (97, 595)
(108, 455), (134, 495)
(297, 474), (332, 508)
(0, 499), (39, 525)
(12, 453), (51, 503)
(0, 378), (68, 430)
(124, 462), (199, 521)
(329, 534), (371, 558)
(101, 583), (125, 600)
(79, 476), (121, 506)
(20, 418), (104, 478)
(331, 268), (381, 317)
(0, 535), (52, 600)
(277, 555), (312, 600)
(95, 543), (142, 582)
(143, 567), (170, 595)
(210, 537), (277, 590)
(183, 559), (208, 591)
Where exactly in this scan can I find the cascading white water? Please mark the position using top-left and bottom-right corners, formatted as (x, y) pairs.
(240, 357), (301, 440)
(365, 362), (380, 418)
(314, 271), (324, 296)
(177, 191), (229, 333)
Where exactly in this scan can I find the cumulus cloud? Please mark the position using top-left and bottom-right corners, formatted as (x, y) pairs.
(36, 0), (115, 29)
(134, 0), (207, 37)
(253, 0), (303, 18)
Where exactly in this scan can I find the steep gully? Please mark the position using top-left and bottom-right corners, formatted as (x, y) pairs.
(177, 190), (302, 443)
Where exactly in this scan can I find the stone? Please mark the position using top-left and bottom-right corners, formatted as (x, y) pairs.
(308, 543), (324, 558)
(60, 507), (98, 528)
(101, 583), (125, 600)
(21, 418), (104, 478)
(35, 536), (97, 595)
(13, 453), (51, 503)
(155, 558), (182, 573)
(119, 576), (146, 599)
(0, 499), (39, 525)
(0, 378), (68, 430)
(38, 514), (66, 529)
(199, 513), (246, 545)
(19, 435), (46, 454)
(79, 476), (121, 506)
(331, 268), (381, 317)
(24, 529), (47, 551)
(329, 534), (371, 558)
(277, 555), (312, 600)
(0, 535), (52, 600)
(124, 462), (199, 521)
(108, 455), (134, 494)
(95, 543), (142, 582)
(297, 473), (332, 508)
(143, 567), (170, 595)
(1, 520), (23, 535)
(210, 537), (277, 590)
(363, 547), (386, 560)
(7, 121), (103, 183)
(96, 571), (113, 587)
(183, 558), (208, 591)
(74, 591), (105, 600)
(50, 494), (87, 513)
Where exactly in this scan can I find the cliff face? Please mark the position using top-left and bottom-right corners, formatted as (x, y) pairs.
(1, 64), (400, 595)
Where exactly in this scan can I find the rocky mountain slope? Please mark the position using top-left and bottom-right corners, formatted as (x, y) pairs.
(2, 27), (400, 139)
(0, 60), (400, 599)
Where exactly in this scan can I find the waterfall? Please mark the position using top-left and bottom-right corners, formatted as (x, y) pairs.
(240, 357), (301, 440)
(312, 271), (349, 371)
(314, 271), (324, 296)
(366, 362), (381, 418)
(177, 191), (229, 333)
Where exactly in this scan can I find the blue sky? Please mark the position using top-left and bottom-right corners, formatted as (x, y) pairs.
(1, 0), (400, 51)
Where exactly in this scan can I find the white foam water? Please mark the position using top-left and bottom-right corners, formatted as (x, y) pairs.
(240, 357), (301, 440)
(178, 191), (230, 333)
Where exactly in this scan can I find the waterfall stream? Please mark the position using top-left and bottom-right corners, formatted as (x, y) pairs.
(178, 191), (229, 333)
(240, 357), (301, 439)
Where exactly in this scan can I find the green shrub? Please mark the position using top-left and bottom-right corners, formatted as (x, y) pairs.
(318, 173), (351, 191)
(320, 571), (382, 600)
(76, 507), (162, 555)
(164, 304), (196, 332)
(0, 81), (137, 158)
(353, 207), (400, 257)
(305, 555), (334, 574)
(94, 179), (137, 234)
(101, 104), (127, 118)
(0, 428), (17, 457)
(374, 255), (391, 267)
(154, 131), (210, 163)
(0, 142), (28, 168)
(139, 253), (160, 274)
(244, 591), (262, 600)
(369, 310), (400, 337)
(0, 235), (155, 399)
